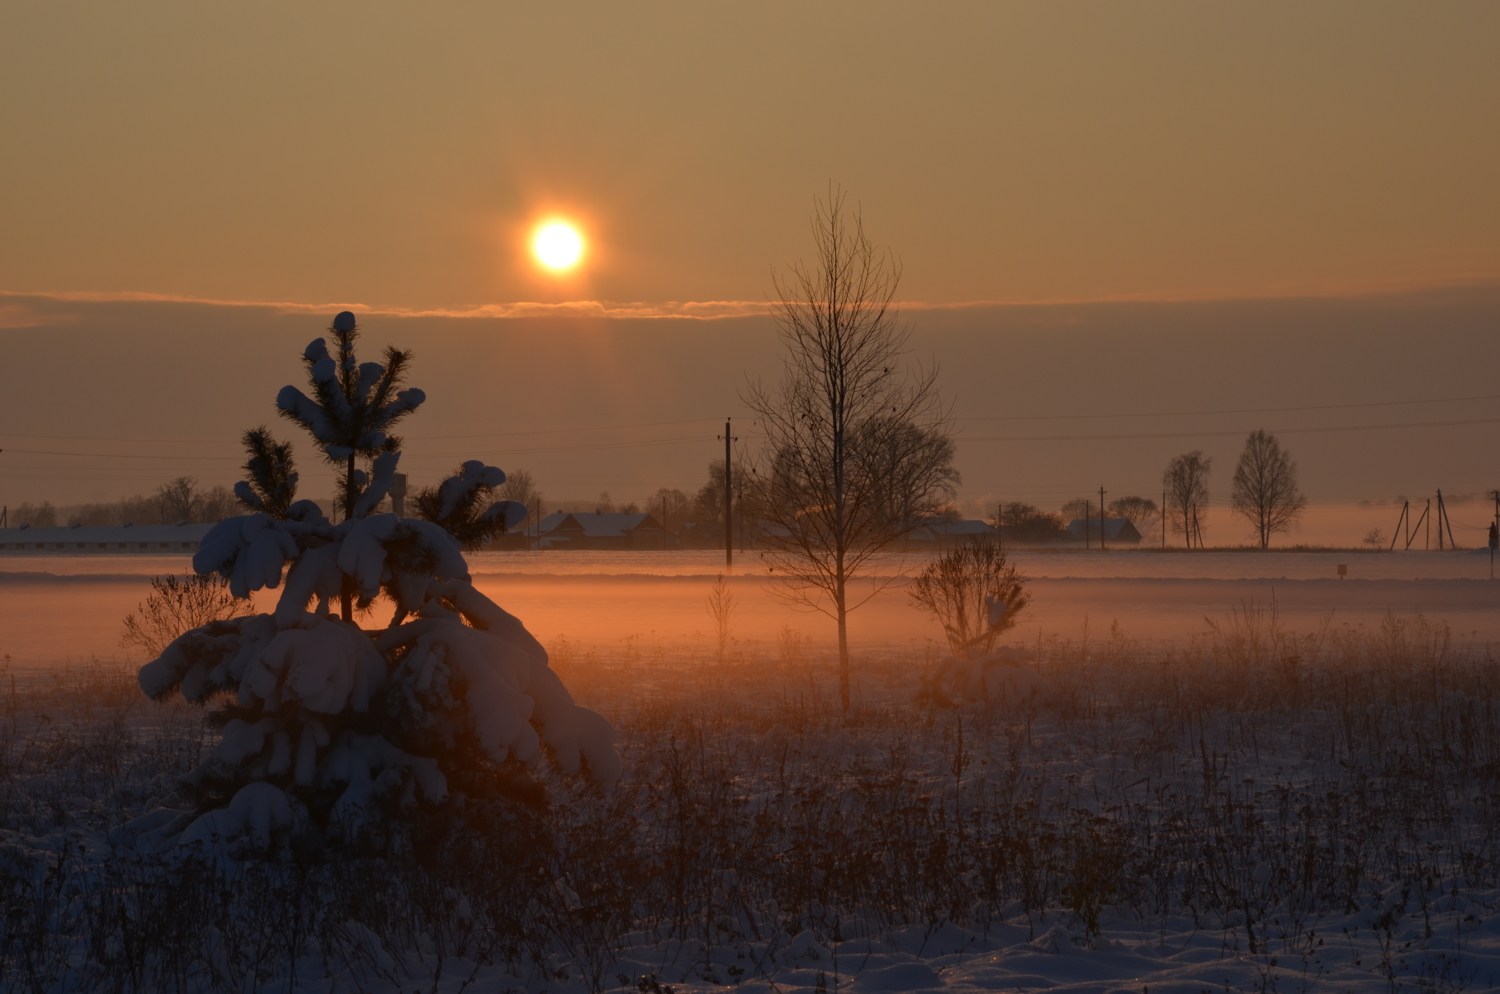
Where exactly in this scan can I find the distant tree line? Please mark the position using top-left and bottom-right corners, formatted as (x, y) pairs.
(6, 477), (241, 528)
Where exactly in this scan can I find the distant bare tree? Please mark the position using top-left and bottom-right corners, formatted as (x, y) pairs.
(1163, 451), (1212, 548)
(498, 468), (541, 527)
(198, 486), (238, 523)
(692, 457), (760, 547)
(157, 477), (203, 523)
(652, 487), (692, 538)
(1107, 495), (1158, 527)
(988, 502), (1067, 544)
(1231, 430), (1306, 548)
(12, 501), (56, 528)
(745, 189), (955, 711)
(1060, 498), (1091, 521)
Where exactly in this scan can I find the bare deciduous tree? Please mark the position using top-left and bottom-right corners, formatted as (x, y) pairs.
(746, 189), (956, 711)
(120, 573), (254, 657)
(1163, 451), (1212, 549)
(157, 476), (203, 524)
(498, 468), (541, 528)
(908, 537), (1029, 661)
(1231, 429), (1306, 548)
(1107, 495), (1158, 527)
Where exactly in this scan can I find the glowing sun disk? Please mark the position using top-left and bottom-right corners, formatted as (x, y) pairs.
(534, 223), (583, 269)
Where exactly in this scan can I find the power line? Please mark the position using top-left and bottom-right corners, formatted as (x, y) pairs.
(957, 392), (1500, 423)
(0, 417), (725, 445)
(960, 416), (1500, 443)
(2, 448), (243, 462)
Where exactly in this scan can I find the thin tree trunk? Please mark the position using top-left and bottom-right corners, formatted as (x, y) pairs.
(341, 452), (356, 622)
(835, 575), (850, 713)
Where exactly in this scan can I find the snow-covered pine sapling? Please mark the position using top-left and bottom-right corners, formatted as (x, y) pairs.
(412, 460), (529, 551)
(234, 426), (299, 520)
(130, 312), (618, 859)
(276, 310), (424, 620)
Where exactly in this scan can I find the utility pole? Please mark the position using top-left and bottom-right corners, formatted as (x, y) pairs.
(1098, 486), (1107, 552)
(1437, 489), (1458, 550)
(1491, 489), (1499, 578)
(718, 419), (737, 572)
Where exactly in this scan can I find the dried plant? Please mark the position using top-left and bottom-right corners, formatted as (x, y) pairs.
(706, 575), (737, 664)
(119, 573), (254, 657)
(907, 537), (1029, 660)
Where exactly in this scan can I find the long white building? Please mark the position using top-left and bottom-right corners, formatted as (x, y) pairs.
(0, 522), (216, 554)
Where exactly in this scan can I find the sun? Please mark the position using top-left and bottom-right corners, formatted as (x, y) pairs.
(533, 222), (583, 270)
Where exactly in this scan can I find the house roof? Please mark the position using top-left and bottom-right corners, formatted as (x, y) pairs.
(538, 511), (662, 539)
(907, 519), (997, 542)
(1065, 518), (1143, 541)
(0, 522), (217, 545)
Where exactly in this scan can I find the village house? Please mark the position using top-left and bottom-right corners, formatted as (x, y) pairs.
(1065, 517), (1143, 544)
(904, 518), (997, 548)
(535, 511), (672, 550)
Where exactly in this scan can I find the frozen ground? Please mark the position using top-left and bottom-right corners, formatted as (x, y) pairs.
(1, 551), (1498, 991)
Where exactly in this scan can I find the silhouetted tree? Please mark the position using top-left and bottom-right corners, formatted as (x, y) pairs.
(1060, 498), (1091, 522)
(276, 311), (424, 616)
(1163, 451), (1212, 548)
(235, 427), (299, 519)
(908, 537), (1029, 661)
(988, 502), (1067, 544)
(157, 477), (204, 523)
(495, 468), (541, 531)
(1107, 495), (1158, 527)
(1231, 429), (1306, 548)
(745, 189), (954, 711)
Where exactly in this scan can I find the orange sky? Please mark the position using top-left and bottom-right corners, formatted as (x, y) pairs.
(3, 4), (1499, 539)
(2, 2), (1496, 310)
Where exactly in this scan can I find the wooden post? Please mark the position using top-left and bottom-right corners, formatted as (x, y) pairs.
(1098, 485), (1107, 552)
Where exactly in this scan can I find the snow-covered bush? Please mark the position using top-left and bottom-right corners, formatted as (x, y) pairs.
(136, 312), (618, 855)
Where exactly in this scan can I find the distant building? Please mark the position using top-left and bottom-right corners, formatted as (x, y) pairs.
(905, 519), (997, 548)
(0, 522), (215, 554)
(1065, 517), (1143, 544)
(535, 511), (672, 550)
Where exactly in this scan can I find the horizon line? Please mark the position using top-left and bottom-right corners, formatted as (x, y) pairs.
(2, 274), (1497, 325)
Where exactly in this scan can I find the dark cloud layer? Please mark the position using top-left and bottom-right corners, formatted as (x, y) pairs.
(2, 285), (1496, 514)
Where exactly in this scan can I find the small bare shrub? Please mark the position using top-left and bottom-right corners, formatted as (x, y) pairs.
(907, 537), (1029, 660)
(119, 574), (253, 658)
(706, 575), (737, 664)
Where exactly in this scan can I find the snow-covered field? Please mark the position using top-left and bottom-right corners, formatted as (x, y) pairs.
(2, 553), (1499, 992)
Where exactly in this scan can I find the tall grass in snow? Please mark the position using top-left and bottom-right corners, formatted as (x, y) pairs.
(0, 609), (1496, 991)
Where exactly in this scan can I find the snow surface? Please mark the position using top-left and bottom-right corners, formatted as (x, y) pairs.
(5, 611), (1499, 992)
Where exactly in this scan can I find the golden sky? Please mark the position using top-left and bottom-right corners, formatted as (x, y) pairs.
(2, 2), (1496, 310)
